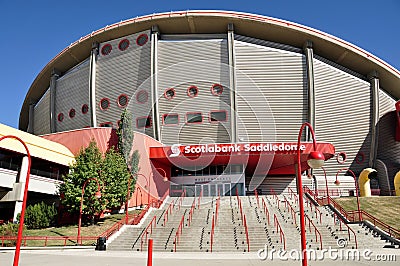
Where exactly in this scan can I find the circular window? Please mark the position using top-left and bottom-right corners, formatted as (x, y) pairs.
(164, 88), (176, 100)
(117, 94), (128, 107)
(136, 90), (148, 104)
(69, 108), (76, 118)
(100, 98), (110, 110)
(101, 44), (112, 55)
(118, 39), (130, 51)
(355, 152), (365, 164)
(336, 152), (347, 164)
(81, 104), (89, 114)
(211, 84), (223, 96)
(136, 34), (148, 46)
(187, 86), (199, 98)
(57, 113), (64, 122)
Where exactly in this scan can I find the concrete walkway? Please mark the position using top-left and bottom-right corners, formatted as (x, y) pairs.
(0, 248), (399, 266)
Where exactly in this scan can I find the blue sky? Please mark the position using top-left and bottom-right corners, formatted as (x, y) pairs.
(1, 0), (399, 129)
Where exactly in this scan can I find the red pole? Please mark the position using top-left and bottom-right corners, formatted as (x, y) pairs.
(147, 239), (153, 266)
(297, 122), (319, 266)
(0, 136), (31, 266)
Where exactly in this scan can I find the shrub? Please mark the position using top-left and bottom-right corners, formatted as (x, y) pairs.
(0, 223), (23, 246)
(23, 202), (58, 229)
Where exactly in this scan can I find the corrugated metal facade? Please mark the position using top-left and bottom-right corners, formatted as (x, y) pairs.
(96, 30), (152, 134)
(379, 89), (395, 118)
(33, 89), (51, 135)
(314, 57), (372, 175)
(157, 39), (231, 145)
(55, 59), (90, 132)
(234, 38), (307, 142)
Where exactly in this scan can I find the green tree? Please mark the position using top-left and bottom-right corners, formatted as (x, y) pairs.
(59, 140), (105, 223)
(101, 148), (131, 210)
(117, 109), (139, 175)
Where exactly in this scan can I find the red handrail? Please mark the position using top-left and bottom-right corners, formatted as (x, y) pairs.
(188, 198), (196, 226)
(177, 190), (186, 210)
(270, 188), (280, 208)
(304, 214), (322, 249)
(0, 235), (98, 247)
(140, 215), (157, 251)
(273, 214), (286, 250)
(261, 198), (270, 225)
(287, 187), (298, 204)
(163, 201), (174, 226)
(173, 214), (185, 252)
(243, 214), (250, 252)
(210, 214), (215, 252)
(303, 195), (322, 224)
(282, 196), (297, 225)
(254, 189), (260, 207)
(305, 186), (359, 248)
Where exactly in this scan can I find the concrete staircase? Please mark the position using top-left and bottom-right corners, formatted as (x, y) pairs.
(107, 193), (391, 252)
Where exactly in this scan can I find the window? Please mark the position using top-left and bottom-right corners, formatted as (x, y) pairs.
(136, 34), (148, 46)
(186, 112), (202, 124)
(118, 39), (130, 51)
(81, 104), (89, 114)
(69, 108), (76, 118)
(210, 110), (227, 122)
(136, 116), (152, 128)
(164, 88), (176, 100)
(163, 114), (179, 125)
(100, 98), (110, 110)
(136, 90), (148, 103)
(211, 83), (223, 96)
(187, 86), (198, 98)
(99, 122), (113, 128)
(101, 44), (112, 55)
(117, 94), (128, 108)
(57, 113), (64, 122)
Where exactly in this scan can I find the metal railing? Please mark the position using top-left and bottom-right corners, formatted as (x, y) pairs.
(173, 214), (185, 252)
(261, 197), (270, 225)
(273, 213), (286, 250)
(304, 214), (322, 249)
(140, 215), (157, 251)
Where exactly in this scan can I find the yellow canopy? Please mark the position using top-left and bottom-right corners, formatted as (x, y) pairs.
(0, 123), (74, 166)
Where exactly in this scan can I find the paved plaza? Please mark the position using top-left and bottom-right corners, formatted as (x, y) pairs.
(0, 247), (399, 266)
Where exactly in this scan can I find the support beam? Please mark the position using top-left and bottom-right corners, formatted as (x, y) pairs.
(27, 102), (35, 134)
(151, 25), (160, 140)
(13, 156), (30, 222)
(49, 69), (60, 133)
(303, 41), (316, 141)
(89, 42), (99, 127)
(228, 23), (237, 143)
(368, 71), (380, 168)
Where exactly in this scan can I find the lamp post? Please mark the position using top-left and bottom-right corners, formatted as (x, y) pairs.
(125, 173), (149, 224)
(155, 167), (168, 182)
(296, 122), (325, 266)
(77, 177), (102, 245)
(0, 136), (31, 266)
(334, 168), (362, 221)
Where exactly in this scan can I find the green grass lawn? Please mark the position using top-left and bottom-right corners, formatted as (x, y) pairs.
(1, 210), (141, 247)
(335, 196), (400, 231)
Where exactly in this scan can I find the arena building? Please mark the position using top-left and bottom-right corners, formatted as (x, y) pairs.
(15, 10), (400, 206)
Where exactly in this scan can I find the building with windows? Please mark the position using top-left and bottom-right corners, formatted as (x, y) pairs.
(16, 11), (400, 205)
(0, 124), (73, 222)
